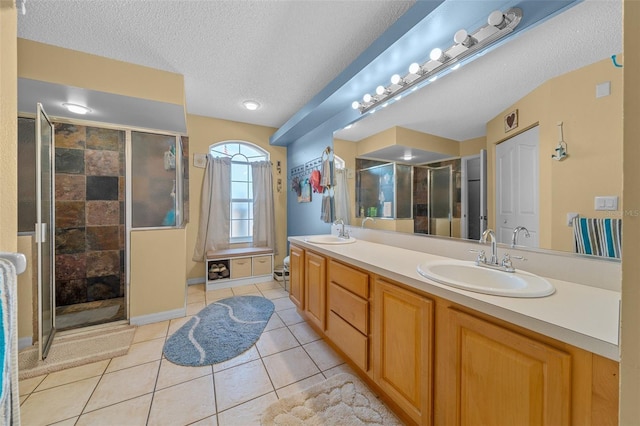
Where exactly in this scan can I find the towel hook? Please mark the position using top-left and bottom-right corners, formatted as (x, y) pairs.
(552, 121), (568, 161)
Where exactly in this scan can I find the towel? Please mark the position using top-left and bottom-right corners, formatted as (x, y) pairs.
(0, 259), (20, 426)
(320, 158), (333, 188)
(321, 194), (334, 223)
(573, 217), (621, 258)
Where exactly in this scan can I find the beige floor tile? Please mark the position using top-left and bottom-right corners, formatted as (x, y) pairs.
(36, 359), (109, 391)
(106, 338), (165, 373)
(304, 339), (344, 371)
(156, 358), (213, 390)
(20, 376), (100, 426)
(217, 392), (278, 426)
(276, 307), (305, 326)
(289, 321), (321, 345)
(188, 283), (205, 295)
(262, 347), (320, 389)
(148, 375), (216, 426)
(187, 300), (207, 316)
(85, 361), (159, 412)
(168, 315), (193, 335)
(77, 394), (152, 426)
(256, 281), (284, 291)
(190, 415), (218, 425)
(323, 363), (357, 378)
(19, 374), (46, 396)
(263, 314), (286, 332)
(272, 296), (296, 311)
(51, 417), (78, 425)
(260, 288), (289, 300)
(188, 290), (206, 304)
(214, 359), (274, 411)
(212, 346), (260, 373)
(206, 288), (234, 303)
(256, 327), (300, 357)
(231, 284), (260, 295)
(133, 320), (170, 343)
(275, 373), (327, 399)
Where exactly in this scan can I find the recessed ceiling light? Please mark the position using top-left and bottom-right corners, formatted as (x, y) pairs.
(62, 103), (91, 115)
(243, 100), (260, 111)
(403, 153), (413, 161)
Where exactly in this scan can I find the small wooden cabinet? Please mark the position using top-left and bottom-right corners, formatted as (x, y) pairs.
(288, 245), (305, 310)
(304, 250), (326, 331)
(374, 277), (434, 425)
(205, 247), (273, 290)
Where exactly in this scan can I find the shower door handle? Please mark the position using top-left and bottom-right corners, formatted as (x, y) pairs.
(35, 222), (47, 243)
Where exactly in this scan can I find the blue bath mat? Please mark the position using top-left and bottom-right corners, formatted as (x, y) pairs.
(163, 295), (274, 367)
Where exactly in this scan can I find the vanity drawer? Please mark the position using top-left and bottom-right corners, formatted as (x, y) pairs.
(231, 257), (251, 279)
(252, 255), (272, 276)
(329, 260), (369, 298)
(328, 310), (368, 371)
(329, 282), (368, 335)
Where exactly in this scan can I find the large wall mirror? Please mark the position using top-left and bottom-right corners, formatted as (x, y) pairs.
(333, 1), (622, 258)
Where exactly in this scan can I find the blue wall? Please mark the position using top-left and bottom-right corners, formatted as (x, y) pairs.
(287, 127), (333, 238)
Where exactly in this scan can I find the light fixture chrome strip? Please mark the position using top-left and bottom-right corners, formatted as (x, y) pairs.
(354, 8), (522, 114)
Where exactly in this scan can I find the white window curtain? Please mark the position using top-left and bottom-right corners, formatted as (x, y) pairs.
(193, 155), (231, 262)
(334, 168), (351, 225)
(251, 161), (277, 254)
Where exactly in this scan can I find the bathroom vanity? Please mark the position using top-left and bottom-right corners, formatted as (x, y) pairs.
(288, 236), (619, 426)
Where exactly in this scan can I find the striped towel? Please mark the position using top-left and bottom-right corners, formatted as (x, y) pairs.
(0, 259), (20, 425)
(573, 218), (622, 258)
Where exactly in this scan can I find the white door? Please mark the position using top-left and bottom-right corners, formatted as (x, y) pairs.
(495, 127), (539, 247)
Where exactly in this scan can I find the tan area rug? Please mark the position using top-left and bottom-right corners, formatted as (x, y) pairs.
(261, 373), (403, 425)
(18, 324), (135, 379)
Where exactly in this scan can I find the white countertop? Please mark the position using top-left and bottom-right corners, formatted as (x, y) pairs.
(289, 236), (620, 361)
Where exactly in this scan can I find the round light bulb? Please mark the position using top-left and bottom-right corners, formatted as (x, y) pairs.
(390, 74), (401, 85)
(454, 29), (469, 44)
(376, 86), (386, 96)
(351, 101), (360, 110)
(408, 62), (420, 74)
(430, 48), (443, 62)
(363, 93), (372, 103)
(488, 10), (505, 27)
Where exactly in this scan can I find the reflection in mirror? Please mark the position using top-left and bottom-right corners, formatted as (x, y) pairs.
(334, 1), (622, 258)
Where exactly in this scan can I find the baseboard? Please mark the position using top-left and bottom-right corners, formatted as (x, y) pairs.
(187, 277), (205, 285)
(19, 336), (33, 351)
(129, 307), (186, 326)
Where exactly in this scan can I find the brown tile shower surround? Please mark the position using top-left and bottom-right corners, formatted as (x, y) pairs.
(54, 124), (126, 309)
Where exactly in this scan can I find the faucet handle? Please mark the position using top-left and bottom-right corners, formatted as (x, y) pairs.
(469, 249), (486, 264)
(501, 253), (526, 271)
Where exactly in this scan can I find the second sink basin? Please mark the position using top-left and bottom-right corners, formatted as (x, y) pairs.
(305, 235), (357, 245)
(417, 260), (555, 298)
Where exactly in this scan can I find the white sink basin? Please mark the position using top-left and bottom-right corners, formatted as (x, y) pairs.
(417, 260), (555, 298)
(304, 235), (357, 245)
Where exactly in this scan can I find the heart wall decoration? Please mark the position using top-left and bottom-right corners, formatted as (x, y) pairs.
(504, 109), (519, 132)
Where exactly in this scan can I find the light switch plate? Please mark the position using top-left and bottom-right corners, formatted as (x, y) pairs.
(594, 196), (618, 211)
(193, 153), (207, 168)
(596, 81), (611, 98)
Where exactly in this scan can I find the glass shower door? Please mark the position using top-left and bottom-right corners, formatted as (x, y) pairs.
(428, 165), (453, 237)
(36, 103), (56, 359)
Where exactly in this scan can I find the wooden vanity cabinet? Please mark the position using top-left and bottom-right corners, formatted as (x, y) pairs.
(304, 250), (326, 331)
(288, 245), (305, 310)
(373, 277), (434, 425)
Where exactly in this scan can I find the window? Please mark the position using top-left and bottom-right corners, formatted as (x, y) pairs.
(210, 141), (269, 243)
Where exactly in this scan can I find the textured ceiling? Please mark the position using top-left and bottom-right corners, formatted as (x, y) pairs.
(17, 0), (415, 129)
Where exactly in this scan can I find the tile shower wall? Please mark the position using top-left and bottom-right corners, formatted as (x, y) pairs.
(54, 124), (126, 306)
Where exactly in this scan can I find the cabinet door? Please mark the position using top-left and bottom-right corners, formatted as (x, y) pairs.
(289, 245), (304, 310)
(305, 251), (326, 331)
(444, 308), (571, 426)
(374, 278), (433, 425)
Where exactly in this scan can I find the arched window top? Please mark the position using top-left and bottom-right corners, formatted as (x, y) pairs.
(210, 141), (269, 162)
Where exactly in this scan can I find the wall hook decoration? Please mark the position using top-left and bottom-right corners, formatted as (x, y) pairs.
(552, 121), (568, 161)
(611, 54), (623, 68)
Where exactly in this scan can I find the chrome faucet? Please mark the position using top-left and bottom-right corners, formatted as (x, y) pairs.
(480, 229), (498, 265)
(511, 226), (530, 248)
(361, 217), (375, 228)
(334, 218), (349, 239)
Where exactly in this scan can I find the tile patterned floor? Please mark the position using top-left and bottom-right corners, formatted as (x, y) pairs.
(18, 280), (361, 426)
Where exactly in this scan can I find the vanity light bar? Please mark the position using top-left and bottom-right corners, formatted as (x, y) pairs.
(353, 8), (523, 114)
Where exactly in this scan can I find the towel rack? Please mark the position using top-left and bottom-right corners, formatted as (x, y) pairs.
(0, 252), (27, 275)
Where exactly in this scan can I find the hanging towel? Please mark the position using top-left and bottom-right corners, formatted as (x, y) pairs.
(310, 170), (323, 193)
(573, 217), (622, 258)
(321, 194), (334, 223)
(334, 169), (351, 225)
(0, 259), (20, 426)
(320, 158), (333, 188)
